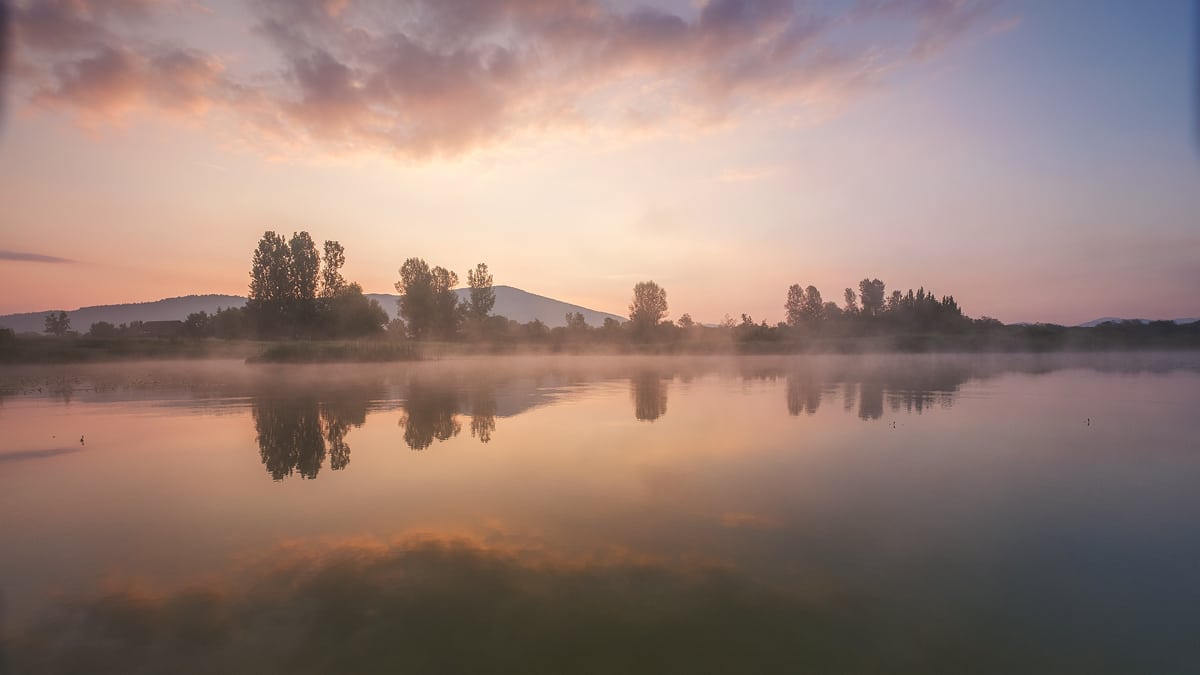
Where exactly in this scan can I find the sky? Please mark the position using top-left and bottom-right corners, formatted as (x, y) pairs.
(0, 0), (1197, 325)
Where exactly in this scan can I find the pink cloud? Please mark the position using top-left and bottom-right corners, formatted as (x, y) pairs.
(12, 0), (1003, 157)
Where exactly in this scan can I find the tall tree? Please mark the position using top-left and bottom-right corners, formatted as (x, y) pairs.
(249, 231), (290, 303)
(466, 262), (495, 320)
(801, 285), (824, 322)
(431, 266), (461, 340)
(288, 232), (321, 329)
(44, 311), (71, 336)
(629, 281), (668, 336)
(858, 278), (886, 318)
(843, 288), (859, 315)
(785, 284), (804, 326)
(396, 258), (436, 339)
(321, 240), (346, 298)
(248, 231), (292, 335)
(288, 232), (320, 302)
(396, 259), (460, 340)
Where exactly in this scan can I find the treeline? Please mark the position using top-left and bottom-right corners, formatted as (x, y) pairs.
(13, 229), (1200, 354)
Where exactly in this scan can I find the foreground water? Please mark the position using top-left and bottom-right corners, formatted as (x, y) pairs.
(1, 353), (1198, 674)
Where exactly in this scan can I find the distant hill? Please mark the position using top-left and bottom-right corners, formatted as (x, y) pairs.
(1076, 317), (1199, 328)
(365, 286), (624, 327)
(0, 286), (623, 334)
(0, 295), (247, 335)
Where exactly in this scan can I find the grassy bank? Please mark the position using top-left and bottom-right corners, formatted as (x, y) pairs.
(4, 326), (1198, 365)
(0, 336), (263, 363)
(0, 336), (419, 364)
(247, 341), (417, 363)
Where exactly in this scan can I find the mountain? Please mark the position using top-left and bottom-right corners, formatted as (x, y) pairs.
(0, 295), (247, 335)
(1076, 317), (1199, 328)
(0, 286), (623, 334)
(365, 286), (624, 327)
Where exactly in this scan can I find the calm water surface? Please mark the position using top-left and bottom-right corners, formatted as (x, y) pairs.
(1, 353), (1198, 673)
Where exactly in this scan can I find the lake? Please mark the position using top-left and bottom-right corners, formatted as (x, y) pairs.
(1, 353), (1198, 674)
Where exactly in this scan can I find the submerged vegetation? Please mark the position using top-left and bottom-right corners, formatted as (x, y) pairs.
(4, 229), (1199, 362)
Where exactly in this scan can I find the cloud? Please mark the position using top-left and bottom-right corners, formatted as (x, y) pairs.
(0, 249), (76, 263)
(11, 0), (1003, 158)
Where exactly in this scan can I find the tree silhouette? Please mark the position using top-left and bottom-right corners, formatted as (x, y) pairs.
(801, 286), (824, 323)
(321, 240), (346, 298)
(629, 281), (668, 338)
(858, 278), (886, 318)
(43, 311), (70, 336)
(396, 258), (460, 340)
(466, 262), (495, 320)
(87, 320), (117, 338)
(785, 284), (804, 326)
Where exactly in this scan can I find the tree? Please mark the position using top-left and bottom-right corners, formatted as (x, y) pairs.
(677, 313), (695, 328)
(396, 258), (460, 340)
(88, 321), (117, 338)
(248, 231), (292, 335)
(323, 283), (388, 337)
(565, 312), (588, 331)
(785, 284), (804, 326)
(288, 232), (321, 329)
(44, 311), (70, 336)
(466, 262), (495, 320)
(249, 232), (290, 302)
(396, 258), (436, 339)
(431, 266), (461, 340)
(801, 286), (824, 323)
(843, 288), (859, 315)
(321, 240), (346, 298)
(183, 311), (214, 337)
(858, 278), (886, 318)
(629, 281), (668, 336)
(288, 232), (320, 302)
(786, 285), (824, 325)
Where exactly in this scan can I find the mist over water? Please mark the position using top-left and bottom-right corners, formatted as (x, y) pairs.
(1, 354), (1199, 673)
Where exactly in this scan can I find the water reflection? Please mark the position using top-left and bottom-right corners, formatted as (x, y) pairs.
(467, 381), (497, 443)
(4, 354), (1200, 672)
(252, 385), (374, 479)
(11, 535), (876, 674)
(631, 370), (668, 421)
(9, 525), (1198, 675)
(785, 372), (821, 415)
(858, 380), (884, 420)
(398, 379), (462, 451)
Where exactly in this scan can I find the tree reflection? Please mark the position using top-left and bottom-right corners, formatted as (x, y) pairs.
(467, 381), (497, 444)
(399, 380), (462, 450)
(631, 371), (668, 422)
(786, 372), (822, 416)
(857, 381), (885, 420)
(252, 387), (373, 480)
